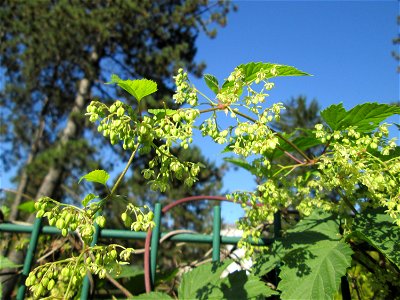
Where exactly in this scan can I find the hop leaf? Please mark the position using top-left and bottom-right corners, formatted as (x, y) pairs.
(79, 170), (110, 186)
(107, 75), (157, 102)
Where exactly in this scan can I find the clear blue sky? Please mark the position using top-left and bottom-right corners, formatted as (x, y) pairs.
(189, 1), (399, 223)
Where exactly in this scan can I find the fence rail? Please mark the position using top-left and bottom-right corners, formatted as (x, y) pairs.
(0, 197), (281, 299)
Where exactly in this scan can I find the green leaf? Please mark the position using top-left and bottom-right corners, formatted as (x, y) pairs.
(82, 193), (98, 207)
(369, 145), (400, 161)
(278, 241), (353, 300)
(148, 108), (176, 119)
(130, 292), (172, 299)
(0, 256), (22, 270)
(208, 271), (278, 299)
(179, 260), (276, 300)
(78, 170), (110, 185)
(107, 74), (157, 102)
(349, 208), (400, 269)
(321, 103), (400, 132)
(109, 265), (144, 279)
(224, 157), (259, 175)
(17, 200), (36, 213)
(204, 74), (219, 94)
(276, 210), (353, 300)
(252, 241), (285, 276)
(178, 260), (232, 299)
(222, 62), (310, 89)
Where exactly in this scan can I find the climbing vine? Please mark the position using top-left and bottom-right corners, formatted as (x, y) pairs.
(26, 62), (400, 299)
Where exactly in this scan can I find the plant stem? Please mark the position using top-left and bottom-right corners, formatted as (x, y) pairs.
(199, 106), (220, 114)
(231, 109), (312, 163)
(338, 190), (358, 215)
(194, 88), (217, 106)
(110, 145), (139, 196)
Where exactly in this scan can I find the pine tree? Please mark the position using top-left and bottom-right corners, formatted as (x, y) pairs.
(0, 1), (235, 297)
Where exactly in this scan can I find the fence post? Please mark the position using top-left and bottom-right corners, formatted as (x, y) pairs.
(212, 204), (221, 262)
(16, 217), (43, 300)
(150, 203), (162, 289)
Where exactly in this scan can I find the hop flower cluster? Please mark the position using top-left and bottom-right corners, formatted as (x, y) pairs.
(26, 245), (134, 299)
(297, 123), (400, 222)
(173, 68), (198, 106)
(87, 97), (202, 192)
(35, 197), (98, 244)
(121, 204), (155, 231)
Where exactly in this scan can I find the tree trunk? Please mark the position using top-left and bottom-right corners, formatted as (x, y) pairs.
(9, 97), (49, 222)
(1, 76), (93, 299)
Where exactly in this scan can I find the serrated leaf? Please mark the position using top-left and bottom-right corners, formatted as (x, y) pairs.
(349, 208), (400, 269)
(321, 102), (400, 132)
(222, 62), (310, 89)
(82, 193), (98, 207)
(130, 292), (172, 299)
(17, 200), (36, 213)
(204, 74), (219, 94)
(148, 108), (176, 119)
(79, 170), (110, 185)
(0, 256), (22, 270)
(107, 74), (157, 102)
(278, 240), (353, 300)
(208, 271), (278, 299)
(178, 260), (232, 299)
(275, 210), (353, 300)
(252, 241), (285, 276)
(179, 260), (276, 300)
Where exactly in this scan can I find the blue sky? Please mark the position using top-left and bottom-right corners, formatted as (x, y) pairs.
(189, 1), (399, 222)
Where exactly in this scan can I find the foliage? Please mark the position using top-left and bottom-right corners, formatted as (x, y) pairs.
(10, 60), (400, 299)
(0, 2), (233, 296)
(0, 0), (232, 220)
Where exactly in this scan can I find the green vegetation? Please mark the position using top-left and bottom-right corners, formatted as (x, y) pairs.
(6, 62), (397, 299)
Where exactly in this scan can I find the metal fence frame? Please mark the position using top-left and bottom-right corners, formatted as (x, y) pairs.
(0, 196), (281, 299)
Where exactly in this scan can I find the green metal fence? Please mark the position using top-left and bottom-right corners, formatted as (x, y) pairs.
(0, 196), (281, 299)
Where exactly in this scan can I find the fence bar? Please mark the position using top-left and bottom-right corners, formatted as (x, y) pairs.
(16, 217), (43, 300)
(99, 229), (147, 239)
(0, 224), (273, 246)
(80, 215), (101, 300)
(212, 205), (221, 262)
(150, 203), (162, 288)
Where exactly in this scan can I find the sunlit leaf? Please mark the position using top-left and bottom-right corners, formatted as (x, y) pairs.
(222, 62), (310, 89)
(17, 200), (36, 213)
(79, 170), (110, 185)
(82, 193), (98, 207)
(321, 102), (400, 132)
(204, 74), (219, 94)
(107, 75), (157, 102)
